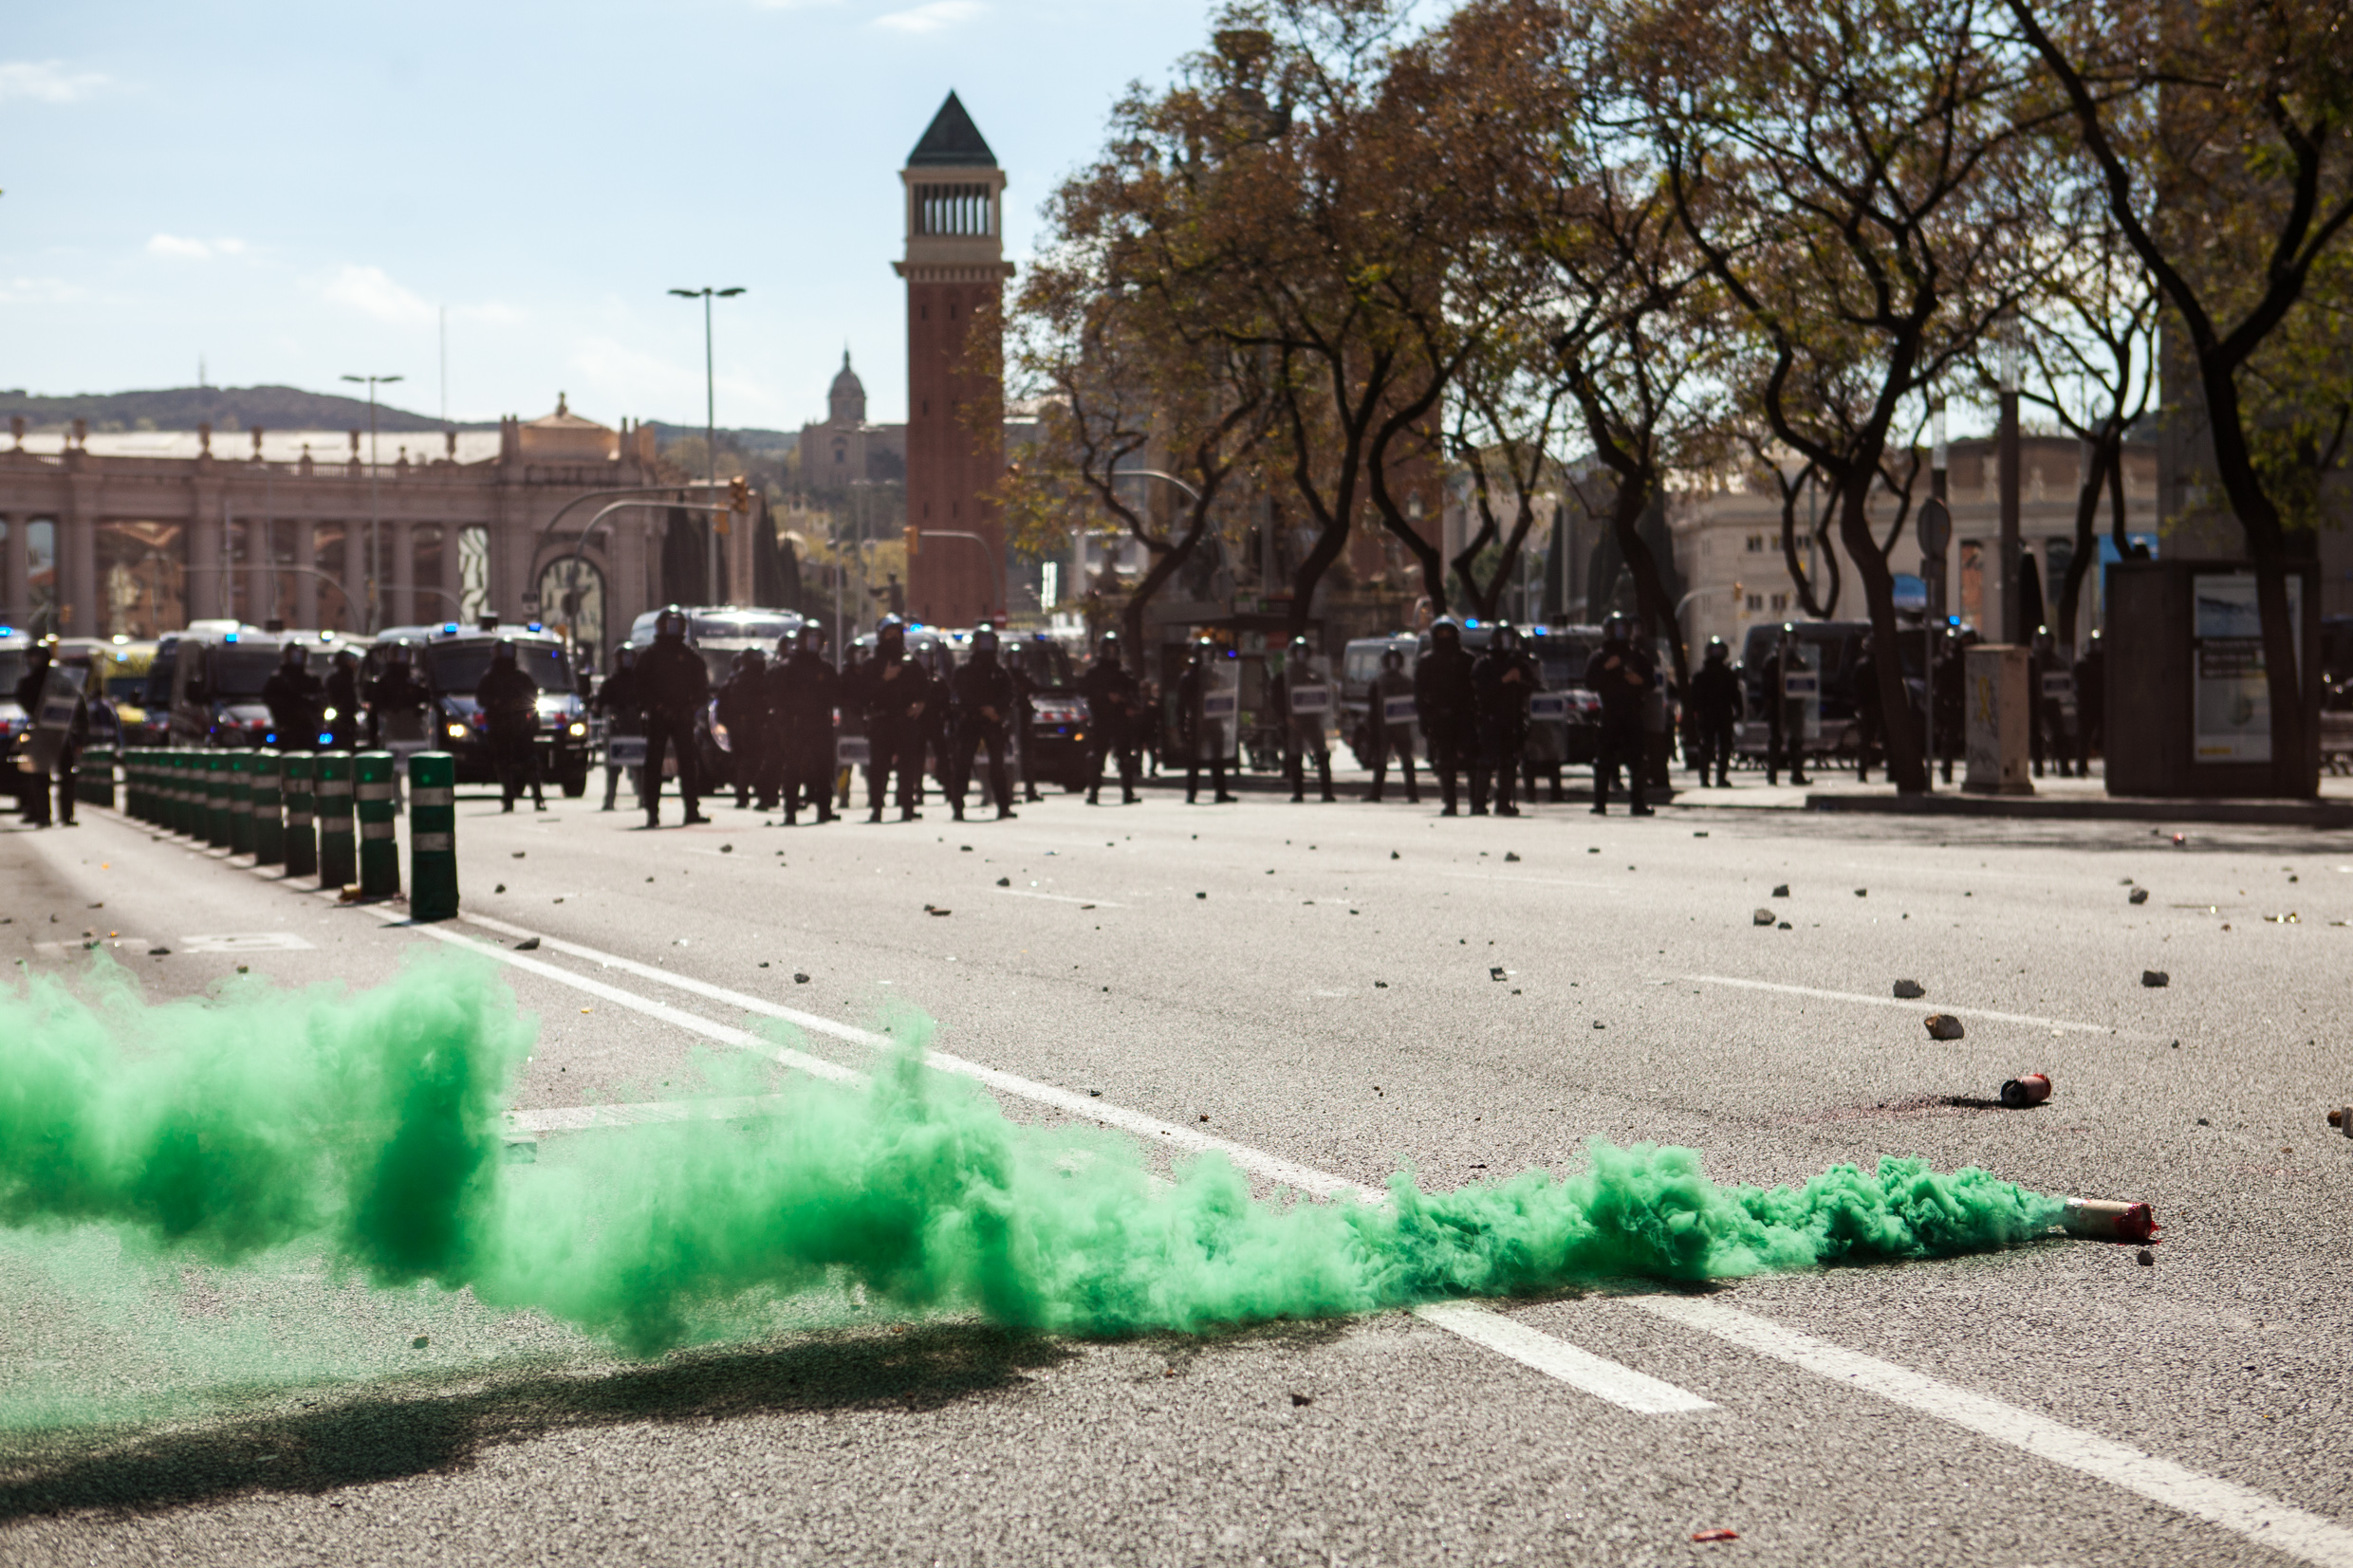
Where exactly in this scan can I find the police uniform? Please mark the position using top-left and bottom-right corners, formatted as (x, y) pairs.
(856, 621), (931, 821)
(1271, 638), (1336, 802)
(637, 611), (711, 826)
(1365, 652), (1419, 803)
(1176, 642), (1235, 803)
(949, 631), (1018, 821)
(769, 630), (840, 823)
(1472, 625), (1539, 817)
(1688, 642), (1742, 788)
(1414, 621), (1480, 815)
(1584, 622), (1655, 815)
(1078, 636), (1142, 804)
(474, 644), (546, 812)
(716, 650), (775, 809)
(594, 649), (645, 811)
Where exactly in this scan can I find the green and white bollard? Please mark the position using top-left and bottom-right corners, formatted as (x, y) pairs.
(250, 749), (284, 866)
(205, 752), (232, 849)
(80, 747), (116, 810)
(408, 751), (458, 920)
(125, 749), (145, 821)
(283, 752), (318, 878)
(162, 752), (180, 833)
(174, 751), (195, 837)
(315, 752), (355, 889)
(228, 751), (254, 856)
(356, 751), (399, 898)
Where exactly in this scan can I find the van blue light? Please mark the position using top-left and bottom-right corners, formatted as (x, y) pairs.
(443, 622), (458, 634)
(224, 631), (239, 642)
(527, 621), (543, 632)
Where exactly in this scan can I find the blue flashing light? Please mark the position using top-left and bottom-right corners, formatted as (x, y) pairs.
(317, 732), (333, 745)
(265, 732), (278, 744)
(442, 622), (459, 634)
(0, 625), (11, 636)
(1464, 618), (1479, 628)
(224, 631), (239, 642)
(527, 621), (544, 633)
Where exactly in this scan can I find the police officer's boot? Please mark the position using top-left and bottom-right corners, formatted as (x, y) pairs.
(1317, 754), (1335, 803)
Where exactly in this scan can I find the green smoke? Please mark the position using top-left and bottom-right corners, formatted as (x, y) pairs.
(0, 958), (2063, 1361)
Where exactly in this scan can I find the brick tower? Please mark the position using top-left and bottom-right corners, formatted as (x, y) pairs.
(897, 91), (1010, 627)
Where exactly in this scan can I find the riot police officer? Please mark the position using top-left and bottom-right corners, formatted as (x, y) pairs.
(1078, 630), (1142, 804)
(1473, 620), (1539, 817)
(366, 641), (431, 750)
(594, 645), (644, 812)
(13, 643), (84, 827)
(1176, 636), (1237, 803)
(322, 650), (362, 750)
(716, 648), (774, 809)
(1688, 637), (1742, 788)
(1365, 647), (1419, 803)
(769, 623), (839, 824)
(263, 641), (324, 750)
(638, 605), (711, 827)
(475, 638), (546, 813)
(1272, 635), (1337, 802)
(1585, 614), (1655, 815)
(1009, 633), (1051, 803)
(949, 625), (1018, 821)
(856, 616), (932, 822)
(1414, 617), (1479, 816)
(1759, 624), (1811, 787)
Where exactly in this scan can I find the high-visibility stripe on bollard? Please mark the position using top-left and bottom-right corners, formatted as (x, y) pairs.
(204, 752), (232, 849)
(250, 749), (284, 866)
(163, 752), (180, 833)
(282, 752), (318, 877)
(315, 752), (355, 889)
(183, 751), (203, 838)
(80, 747), (116, 809)
(125, 749), (143, 821)
(408, 751), (458, 921)
(170, 752), (190, 836)
(356, 750), (399, 898)
(228, 751), (254, 856)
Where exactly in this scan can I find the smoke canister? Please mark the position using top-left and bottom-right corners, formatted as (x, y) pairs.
(1999, 1073), (2052, 1109)
(2061, 1198), (2158, 1243)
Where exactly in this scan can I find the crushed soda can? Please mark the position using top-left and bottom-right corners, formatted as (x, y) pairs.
(1999, 1073), (2052, 1109)
(2060, 1198), (2158, 1244)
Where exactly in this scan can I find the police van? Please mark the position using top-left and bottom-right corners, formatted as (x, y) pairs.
(149, 622), (373, 748)
(363, 618), (592, 793)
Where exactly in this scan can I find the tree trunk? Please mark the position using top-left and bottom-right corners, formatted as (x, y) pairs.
(1836, 472), (1928, 794)
(2056, 432), (2113, 653)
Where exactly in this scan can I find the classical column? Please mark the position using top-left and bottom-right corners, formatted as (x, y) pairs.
(389, 519), (414, 626)
(343, 522), (369, 632)
(294, 520), (319, 627)
(3, 511), (26, 627)
(441, 522), (465, 625)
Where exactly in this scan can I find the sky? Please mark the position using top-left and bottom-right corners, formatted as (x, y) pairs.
(0, 0), (1220, 433)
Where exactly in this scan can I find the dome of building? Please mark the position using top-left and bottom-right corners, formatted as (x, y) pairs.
(828, 351), (867, 426)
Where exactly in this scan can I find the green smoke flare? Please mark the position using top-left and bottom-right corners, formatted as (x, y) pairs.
(0, 957), (2063, 1359)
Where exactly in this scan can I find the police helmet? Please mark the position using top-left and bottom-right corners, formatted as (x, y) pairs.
(876, 616), (906, 655)
(613, 644), (637, 668)
(732, 649), (763, 673)
(493, 638), (517, 664)
(973, 626), (1000, 655)
(1603, 614), (1632, 644)
(386, 641), (413, 667)
(798, 621), (827, 651)
(1430, 616), (1462, 643)
(655, 605), (689, 640)
(1491, 620), (1521, 651)
(1380, 647), (1404, 671)
(1288, 635), (1313, 658)
(1098, 629), (1121, 658)
(1704, 636), (1729, 663)
(279, 642), (308, 669)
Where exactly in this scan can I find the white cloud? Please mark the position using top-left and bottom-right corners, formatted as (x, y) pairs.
(147, 233), (245, 260)
(0, 61), (110, 104)
(322, 264), (434, 323)
(0, 275), (83, 305)
(872, 0), (984, 33)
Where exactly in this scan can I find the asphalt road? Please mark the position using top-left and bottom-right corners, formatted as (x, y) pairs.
(3, 774), (2350, 1568)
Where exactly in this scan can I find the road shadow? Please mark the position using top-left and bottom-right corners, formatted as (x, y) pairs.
(0, 1320), (1071, 1522)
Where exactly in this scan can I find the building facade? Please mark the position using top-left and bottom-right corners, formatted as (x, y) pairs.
(795, 352), (906, 492)
(897, 91), (1012, 628)
(0, 399), (733, 659)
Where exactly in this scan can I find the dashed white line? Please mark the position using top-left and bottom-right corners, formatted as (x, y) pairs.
(994, 887), (1125, 907)
(1685, 974), (2121, 1035)
(1636, 1297), (2353, 1568)
(1413, 1301), (1716, 1414)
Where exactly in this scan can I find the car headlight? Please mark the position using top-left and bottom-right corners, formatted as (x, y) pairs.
(566, 722), (586, 736)
(446, 722), (468, 739)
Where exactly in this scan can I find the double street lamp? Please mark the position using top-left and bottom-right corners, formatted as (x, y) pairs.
(668, 286), (745, 604)
(340, 371), (403, 632)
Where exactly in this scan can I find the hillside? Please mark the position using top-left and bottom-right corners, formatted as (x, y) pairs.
(0, 384), (481, 434)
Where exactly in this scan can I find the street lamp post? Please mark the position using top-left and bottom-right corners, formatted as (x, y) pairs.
(340, 372), (403, 632)
(668, 286), (745, 606)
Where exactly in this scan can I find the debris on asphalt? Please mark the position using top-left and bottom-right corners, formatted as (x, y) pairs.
(2129, 888), (2149, 904)
(1999, 1073), (2052, 1108)
(2329, 1108), (2344, 1127)
(2142, 969), (2170, 987)
(1088, 1089), (1102, 1098)
(337, 884), (363, 903)
(1391, 850), (1399, 859)
(996, 876), (1010, 886)
(511, 851), (525, 858)
(960, 845), (973, 852)
(720, 843), (732, 854)
(514, 937), (541, 951)
(1772, 883), (1789, 897)
(412, 1336), (429, 1349)
(1753, 908), (1776, 926)
(1593, 1020), (1605, 1029)
(1504, 851), (1521, 862)
(2061, 1198), (2159, 1243)
(1290, 1393), (1313, 1407)
(1490, 967), (1506, 980)
(924, 906), (952, 916)
(1924, 1013), (1966, 1041)
(1893, 979), (1926, 999)
(1375, 980), (1389, 987)
(2173, 833), (2186, 845)
(147, 947), (170, 957)
(793, 972), (810, 984)
(1777, 921), (1791, 931)
(235, 965), (250, 974)
(2136, 1248), (2155, 1265)
(1854, 888), (1867, 897)
(1694, 831), (1709, 837)
(494, 883), (506, 894)
(759, 961), (769, 968)
(1198, 1114), (1209, 1122)
(1196, 891), (1208, 899)
(1691, 1530), (1739, 1543)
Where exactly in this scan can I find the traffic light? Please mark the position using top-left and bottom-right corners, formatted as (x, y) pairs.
(903, 525), (920, 558)
(728, 475), (750, 512)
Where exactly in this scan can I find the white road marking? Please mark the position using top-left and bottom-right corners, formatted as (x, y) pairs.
(510, 1093), (788, 1134)
(1685, 974), (2120, 1035)
(181, 932), (316, 953)
(1414, 1301), (1716, 1414)
(1636, 1296), (2353, 1568)
(1438, 870), (1621, 893)
(995, 887), (1125, 908)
